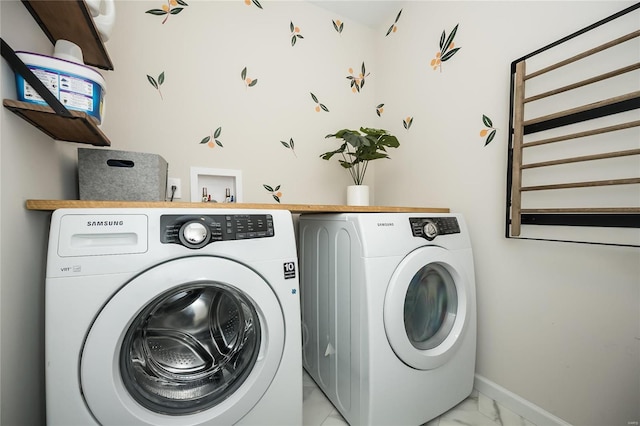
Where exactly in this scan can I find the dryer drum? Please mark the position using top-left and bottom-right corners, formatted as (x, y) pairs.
(119, 282), (262, 415)
(403, 263), (458, 351)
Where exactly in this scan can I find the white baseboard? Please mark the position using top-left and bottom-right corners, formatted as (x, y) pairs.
(474, 374), (572, 426)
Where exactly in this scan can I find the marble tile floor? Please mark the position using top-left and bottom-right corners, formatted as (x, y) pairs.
(303, 370), (535, 426)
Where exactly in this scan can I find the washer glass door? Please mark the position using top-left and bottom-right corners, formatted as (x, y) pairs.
(120, 282), (261, 415)
(81, 256), (285, 425)
(384, 246), (470, 370)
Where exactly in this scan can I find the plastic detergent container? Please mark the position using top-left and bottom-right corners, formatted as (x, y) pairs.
(14, 48), (106, 124)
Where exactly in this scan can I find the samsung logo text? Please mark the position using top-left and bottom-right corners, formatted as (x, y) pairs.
(87, 220), (124, 227)
(377, 222), (395, 227)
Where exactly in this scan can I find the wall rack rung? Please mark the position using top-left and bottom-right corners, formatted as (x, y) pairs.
(523, 92), (640, 134)
(525, 63), (640, 103)
(520, 213), (640, 228)
(522, 120), (640, 147)
(521, 149), (640, 169)
(521, 178), (640, 192)
(525, 30), (639, 80)
(521, 207), (640, 213)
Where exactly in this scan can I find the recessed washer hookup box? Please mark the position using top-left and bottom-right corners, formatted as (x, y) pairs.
(78, 148), (168, 201)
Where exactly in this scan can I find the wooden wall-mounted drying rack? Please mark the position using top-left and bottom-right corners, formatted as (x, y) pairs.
(506, 3), (640, 247)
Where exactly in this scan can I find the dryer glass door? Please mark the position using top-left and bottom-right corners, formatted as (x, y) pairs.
(384, 246), (471, 370)
(404, 263), (457, 351)
(81, 256), (285, 425)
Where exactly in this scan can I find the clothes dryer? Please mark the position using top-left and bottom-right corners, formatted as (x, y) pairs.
(299, 213), (476, 425)
(45, 208), (302, 425)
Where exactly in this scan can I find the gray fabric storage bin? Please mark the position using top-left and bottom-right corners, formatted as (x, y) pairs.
(78, 148), (168, 201)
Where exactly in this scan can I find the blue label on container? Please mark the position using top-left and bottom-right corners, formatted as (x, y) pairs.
(15, 65), (103, 123)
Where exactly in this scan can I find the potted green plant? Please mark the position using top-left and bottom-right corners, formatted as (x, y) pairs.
(321, 127), (400, 205)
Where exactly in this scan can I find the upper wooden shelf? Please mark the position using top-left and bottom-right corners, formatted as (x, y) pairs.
(3, 100), (110, 146)
(25, 200), (450, 214)
(22, 0), (113, 70)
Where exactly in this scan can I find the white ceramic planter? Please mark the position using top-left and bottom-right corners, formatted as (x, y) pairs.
(347, 185), (369, 206)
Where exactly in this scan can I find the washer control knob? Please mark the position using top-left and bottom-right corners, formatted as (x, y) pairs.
(179, 221), (210, 248)
(423, 220), (438, 240)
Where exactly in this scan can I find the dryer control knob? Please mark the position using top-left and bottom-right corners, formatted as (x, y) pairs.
(423, 220), (438, 240)
(179, 221), (210, 248)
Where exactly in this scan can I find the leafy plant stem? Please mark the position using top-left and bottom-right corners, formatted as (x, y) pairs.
(341, 151), (358, 184)
(341, 146), (369, 185)
(359, 150), (370, 185)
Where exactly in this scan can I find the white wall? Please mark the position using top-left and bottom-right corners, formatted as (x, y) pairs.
(1, 2), (79, 425)
(373, 2), (639, 425)
(0, 1), (638, 425)
(100, 0), (378, 205)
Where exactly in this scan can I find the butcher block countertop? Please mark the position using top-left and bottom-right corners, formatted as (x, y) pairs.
(26, 200), (449, 214)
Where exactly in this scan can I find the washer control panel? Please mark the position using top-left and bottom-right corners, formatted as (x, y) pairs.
(161, 214), (274, 249)
(409, 217), (460, 241)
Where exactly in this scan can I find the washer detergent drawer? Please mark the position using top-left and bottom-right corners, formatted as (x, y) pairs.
(57, 214), (148, 257)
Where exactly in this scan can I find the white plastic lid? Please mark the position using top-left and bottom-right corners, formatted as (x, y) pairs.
(16, 51), (106, 91)
(53, 40), (84, 64)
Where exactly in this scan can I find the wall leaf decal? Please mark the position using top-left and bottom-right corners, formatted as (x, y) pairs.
(200, 127), (224, 148)
(244, 0), (263, 9)
(145, 0), (189, 24)
(290, 21), (304, 46)
(263, 184), (282, 203)
(431, 24), (461, 72)
(333, 19), (344, 34)
(281, 138), (297, 157)
(480, 115), (497, 146)
(347, 62), (369, 93)
(403, 116), (413, 129)
(376, 103), (384, 117)
(146, 72), (165, 99)
(310, 92), (329, 112)
(385, 9), (402, 36)
(241, 67), (258, 87)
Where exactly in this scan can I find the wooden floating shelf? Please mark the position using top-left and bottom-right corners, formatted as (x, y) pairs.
(25, 200), (450, 214)
(21, 0), (113, 70)
(3, 100), (110, 146)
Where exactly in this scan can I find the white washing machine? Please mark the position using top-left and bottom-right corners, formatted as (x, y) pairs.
(45, 208), (302, 426)
(299, 213), (476, 425)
